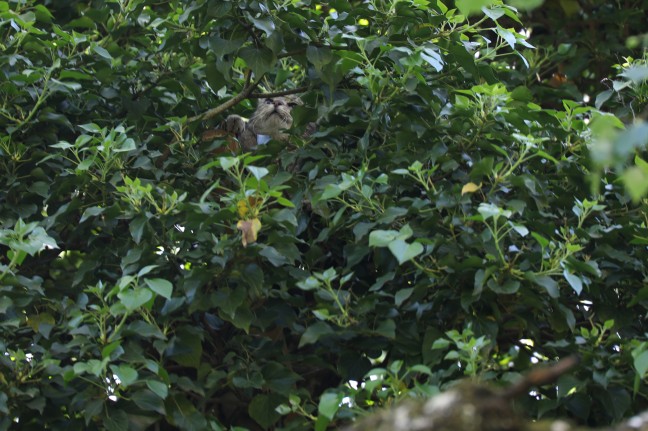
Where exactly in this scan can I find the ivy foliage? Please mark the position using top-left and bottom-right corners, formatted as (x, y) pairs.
(1, 0), (648, 430)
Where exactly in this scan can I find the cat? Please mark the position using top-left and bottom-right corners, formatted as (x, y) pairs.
(224, 95), (303, 150)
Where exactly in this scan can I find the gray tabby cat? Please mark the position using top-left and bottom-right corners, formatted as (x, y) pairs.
(224, 95), (303, 150)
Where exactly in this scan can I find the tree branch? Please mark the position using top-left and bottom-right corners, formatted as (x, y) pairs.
(189, 77), (310, 123)
(276, 42), (347, 59)
(277, 49), (306, 59)
(249, 86), (310, 99)
(188, 71), (261, 123)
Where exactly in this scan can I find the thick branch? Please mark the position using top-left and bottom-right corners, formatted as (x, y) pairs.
(188, 71), (261, 123)
(502, 355), (579, 399)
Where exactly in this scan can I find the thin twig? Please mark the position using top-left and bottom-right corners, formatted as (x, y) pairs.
(277, 43), (347, 59)
(238, 18), (262, 48)
(277, 49), (306, 59)
(249, 86), (310, 98)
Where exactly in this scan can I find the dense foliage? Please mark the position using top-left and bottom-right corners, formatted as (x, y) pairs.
(2, 0), (648, 430)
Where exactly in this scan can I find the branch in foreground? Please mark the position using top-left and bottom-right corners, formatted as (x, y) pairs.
(340, 356), (648, 431)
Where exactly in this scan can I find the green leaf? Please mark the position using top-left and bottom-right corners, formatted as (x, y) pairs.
(396, 224), (415, 240)
(531, 232), (550, 248)
(74, 358), (108, 377)
(265, 30), (285, 54)
(259, 245), (290, 266)
(129, 216), (147, 243)
(239, 47), (275, 78)
(0, 392), (8, 415)
(110, 364), (138, 387)
(299, 322), (333, 347)
(509, 222), (529, 236)
(118, 288), (153, 311)
(375, 319), (396, 339)
(275, 196), (295, 208)
(483, 6), (505, 20)
(595, 89), (614, 109)
(634, 350), (648, 378)
(556, 375), (580, 398)
(495, 27), (516, 49)
(296, 276), (321, 291)
(506, 0), (544, 11)
(447, 42), (479, 77)
(563, 269), (583, 295)
(248, 14), (275, 36)
(487, 278), (520, 294)
(456, 0), (496, 16)
(388, 239), (424, 265)
(249, 394), (282, 429)
(317, 392), (342, 421)
(101, 341), (122, 359)
(137, 265), (158, 277)
(478, 203), (511, 220)
(76, 158), (93, 171)
(80, 206), (105, 223)
(144, 278), (173, 299)
(92, 45), (112, 60)
(395, 288), (414, 306)
(408, 364), (433, 375)
(103, 410), (128, 431)
(619, 65), (648, 83)
(230, 305), (254, 332)
(168, 327), (203, 369)
(307, 46), (333, 69)
(368, 229), (399, 247)
(320, 184), (342, 201)
(527, 274), (559, 298)
(623, 165), (648, 202)
(132, 389), (166, 415)
(246, 165), (269, 181)
(220, 156), (240, 170)
(209, 35), (245, 56)
(421, 47), (444, 72)
(0, 297), (13, 313)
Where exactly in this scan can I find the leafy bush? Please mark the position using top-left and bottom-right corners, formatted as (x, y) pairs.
(1, 0), (648, 430)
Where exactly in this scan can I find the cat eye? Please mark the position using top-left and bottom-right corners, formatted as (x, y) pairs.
(288, 102), (297, 107)
(264, 99), (274, 104)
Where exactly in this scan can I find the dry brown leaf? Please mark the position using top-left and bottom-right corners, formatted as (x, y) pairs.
(237, 218), (262, 247)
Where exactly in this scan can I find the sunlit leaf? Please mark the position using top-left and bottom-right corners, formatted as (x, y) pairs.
(462, 182), (481, 195)
(563, 270), (583, 295)
(456, 0), (496, 16)
(388, 239), (424, 265)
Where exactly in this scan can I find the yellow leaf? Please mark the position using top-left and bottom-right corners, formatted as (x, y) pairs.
(461, 182), (481, 195)
(26, 312), (55, 332)
(237, 199), (249, 218)
(237, 196), (261, 218)
(559, 0), (580, 16)
(237, 218), (262, 247)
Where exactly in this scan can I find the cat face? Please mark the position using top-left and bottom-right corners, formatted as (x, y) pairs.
(249, 95), (302, 137)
